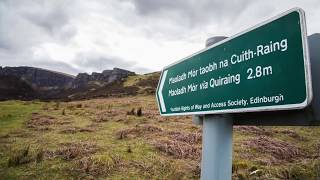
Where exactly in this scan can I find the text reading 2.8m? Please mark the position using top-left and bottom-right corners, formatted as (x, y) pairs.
(247, 65), (273, 80)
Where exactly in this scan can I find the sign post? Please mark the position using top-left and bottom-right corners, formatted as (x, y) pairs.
(157, 8), (311, 116)
(200, 37), (233, 180)
(156, 8), (314, 180)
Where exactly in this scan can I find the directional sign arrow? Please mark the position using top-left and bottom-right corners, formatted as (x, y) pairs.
(157, 70), (168, 112)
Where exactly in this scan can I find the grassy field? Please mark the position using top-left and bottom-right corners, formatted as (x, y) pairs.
(0, 96), (320, 179)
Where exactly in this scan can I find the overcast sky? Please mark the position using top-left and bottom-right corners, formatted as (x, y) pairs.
(0, 0), (319, 75)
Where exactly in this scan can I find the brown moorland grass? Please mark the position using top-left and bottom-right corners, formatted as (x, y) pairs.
(243, 136), (303, 162)
(152, 139), (201, 160)
(1, 96), (320, 179)
(46, 142), (99, 160)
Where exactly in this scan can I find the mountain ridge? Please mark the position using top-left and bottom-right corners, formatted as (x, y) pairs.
(0, 66), (158, 101)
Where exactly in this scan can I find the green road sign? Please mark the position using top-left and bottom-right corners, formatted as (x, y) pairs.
(156, 8), (312, 116)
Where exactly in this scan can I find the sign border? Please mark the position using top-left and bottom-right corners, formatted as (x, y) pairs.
(156, 7), (313, 116)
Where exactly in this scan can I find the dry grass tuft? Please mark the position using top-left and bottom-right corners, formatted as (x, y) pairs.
(116, 124), (162, 139)
(26, 113), (57, 130)
(79, 127), (95, 133)
(8, 146), (31, 167)
(140, 124), (163, 132)
(7, 146), (44, 167)
(126, 108), (135, 115)
(152, 140), (201, 160)
(116, 128), (140, 139)
(53, 102), (60, 110)
(47, 142), (99, 160)
(94, 113), (109, 123)
(60, 127), (79, 134)
(126, 107), (143, 116)
(168, 131), (202, 144)
(60, 126), (97, 134)
(243, 136), (303, 162)
(234, 126), (272, 136)
(73, 155), (123, 176)
(274, 129), (306, 140)
(27, 113), (56, 126)
(62, 109), (66, 115)
(130, 157), (179, 178)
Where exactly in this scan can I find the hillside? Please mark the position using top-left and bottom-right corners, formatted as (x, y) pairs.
(0, 66), (143, 100)
(65, 72), (160, 100)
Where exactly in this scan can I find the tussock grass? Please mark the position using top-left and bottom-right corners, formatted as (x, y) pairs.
(46, 142), (99, 161)
(1, 96), (320, 179)
(243, 136), (303, 162)
(72, 154), (123, 177)
(167, 131), (202, 144)
(116, 124), (163, 139)
(152, 139), (201, 160)
(7, 146), (44, 167)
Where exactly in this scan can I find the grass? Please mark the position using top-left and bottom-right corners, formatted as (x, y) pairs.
(123, 73), (157, 87)
(0, 101), (42, 136)
(0, 96), (320, 179)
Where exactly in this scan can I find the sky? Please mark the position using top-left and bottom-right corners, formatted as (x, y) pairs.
(0, 0), (319, 75)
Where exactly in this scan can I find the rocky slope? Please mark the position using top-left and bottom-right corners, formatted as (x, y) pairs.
(0, 66), (75, 90)
(72, 68), (135, 89)
(0, 66), (139, 100)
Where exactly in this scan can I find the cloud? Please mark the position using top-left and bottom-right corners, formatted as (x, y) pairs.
(74, 53), (134, 72)
(72, 52), (152, 74)
(21, 0), (77, 41)
(131, 0), (255, 26)
(0, 0), (319, 76)
(32, 60), (80, 76)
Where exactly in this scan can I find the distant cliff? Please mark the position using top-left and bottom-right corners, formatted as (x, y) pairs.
(0, 66), (136, 100)
(0, 66), (75, 90)
(72, 68), (135, 89)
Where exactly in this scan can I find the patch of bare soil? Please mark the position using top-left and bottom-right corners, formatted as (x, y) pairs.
(234, 126), (272, 136)
(46, 142), (99, 160)
(243, 136), (303, 162)
(152, 139), (201, 160)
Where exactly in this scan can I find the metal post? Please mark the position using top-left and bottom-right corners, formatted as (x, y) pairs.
(201, 115), (233, 179)
(200, 36), (233, 180)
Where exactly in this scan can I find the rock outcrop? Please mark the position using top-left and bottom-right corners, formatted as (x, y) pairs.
(0, 66), (75, 90)
(72, 68), (135, 89)
(0, 66), (136, 100)
(0, 75), (36, 100)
